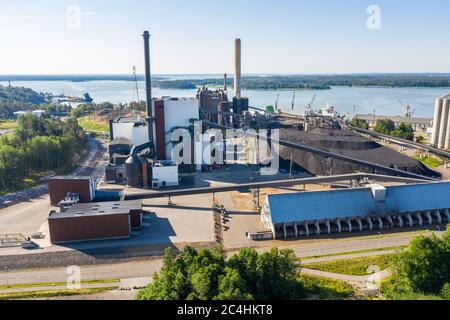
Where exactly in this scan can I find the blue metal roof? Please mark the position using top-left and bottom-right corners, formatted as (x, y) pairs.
(267, 182), (450, 224)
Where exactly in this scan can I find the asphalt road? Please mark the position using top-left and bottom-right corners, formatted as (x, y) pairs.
(0, 136), (106, 209)
(0, 231), (430, 287)
(0, 136), (107, 237)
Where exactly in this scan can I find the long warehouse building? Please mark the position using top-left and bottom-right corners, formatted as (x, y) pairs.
(48, 200), (143, 244)
(261, 182), (450, 239)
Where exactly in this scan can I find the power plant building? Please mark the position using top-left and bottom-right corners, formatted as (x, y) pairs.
(48, 200), (143, 244)
(261, 182), (450, 239)
(431, 94), (450, 149)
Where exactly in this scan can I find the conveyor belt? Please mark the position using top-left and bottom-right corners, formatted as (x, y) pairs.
(124, 173), (430, 200)
(202, 121), (435, 181)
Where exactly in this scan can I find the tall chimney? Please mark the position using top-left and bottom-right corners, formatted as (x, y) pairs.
(234, 38), (241, 98)
(224, 73), (227, 91)
(143, 31), (153, 143)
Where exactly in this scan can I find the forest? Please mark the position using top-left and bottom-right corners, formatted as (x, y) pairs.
(0, 114), (86, 193)
(153, 74), (450, 90)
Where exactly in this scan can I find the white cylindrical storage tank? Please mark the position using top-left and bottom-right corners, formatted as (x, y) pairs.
(431, 97), (443, 147)
(444, 99), (450, 150)
(438, 99), (450, 149)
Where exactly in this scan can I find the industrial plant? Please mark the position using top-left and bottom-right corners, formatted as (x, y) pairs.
(37, 31), (450, 248)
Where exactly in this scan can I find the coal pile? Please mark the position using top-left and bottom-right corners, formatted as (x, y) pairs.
(279, 128), (440, 177)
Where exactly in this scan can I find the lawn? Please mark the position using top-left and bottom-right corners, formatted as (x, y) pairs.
(0, 279), (120, 291)
(0, 120), (17, 130)
(303, 254), (394, 276)
(78, 117), (109, 132)
(300, 246), (405, 260)
(380, 278), (444, 300)
(415, 156), (444, 168)
(0, 286), (118, 300)
(300, 274), (356, 300)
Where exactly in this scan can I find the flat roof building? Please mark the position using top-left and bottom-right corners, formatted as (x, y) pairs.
(48, 176), (98, 205)
(354, 114), (433, 131)
(48, 200), (143, 244)
(261, 182), (450, 239)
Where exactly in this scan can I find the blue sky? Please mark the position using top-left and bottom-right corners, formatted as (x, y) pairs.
(0, 0), (449, 74)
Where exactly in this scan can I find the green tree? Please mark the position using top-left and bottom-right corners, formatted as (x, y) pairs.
(391, 226), (450, 295)
(215, 267), (252, 300)
(350, 119), (369, 130)
(374, 119), (396, 135)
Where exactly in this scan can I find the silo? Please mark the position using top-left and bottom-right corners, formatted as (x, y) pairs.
(444, 99), (450, 149)
(125, 155), (143, 188)
(431, 97), (443, 147)
(438, 98), (450, 149)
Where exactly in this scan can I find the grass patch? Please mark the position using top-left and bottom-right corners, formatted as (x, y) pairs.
(78, 117), (109, 132)
(0, 120), (17, 130)
(415, 156), (444, 168)
(0, 279), (120, 291)
(303, 255), (394, 276)
(300, 274), (355, 300)
(380, 278), (444, 300)
(0, 286), (118, 300)
(301, 246), (405, 260)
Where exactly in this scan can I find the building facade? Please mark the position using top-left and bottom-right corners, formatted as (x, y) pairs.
(261, 182), (450, 239)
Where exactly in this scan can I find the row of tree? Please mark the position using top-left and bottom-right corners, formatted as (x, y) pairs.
(137, 246), (304, 300)
(374, 119), (415, 141)
(153, 74), (450, 90)
(0, 114), (86, 192)
(70, 102), (115, 118)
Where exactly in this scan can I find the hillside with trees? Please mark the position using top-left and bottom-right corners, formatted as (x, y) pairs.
(0, 114), (86, 193)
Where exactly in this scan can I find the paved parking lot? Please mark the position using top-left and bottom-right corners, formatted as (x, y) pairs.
(141, 194), (215, 245)
(0, 195), (52, 236)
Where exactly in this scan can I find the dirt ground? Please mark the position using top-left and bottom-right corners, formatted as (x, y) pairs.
(218, 184), (333, 250)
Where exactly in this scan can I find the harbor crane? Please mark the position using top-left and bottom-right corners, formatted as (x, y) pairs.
(133, 66), (140, 103)
(305, 94), (317, 116)
(399, 99), (416, 118)
(291, 92), (296, 110)
(275, 94), (280, 111)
